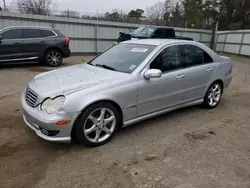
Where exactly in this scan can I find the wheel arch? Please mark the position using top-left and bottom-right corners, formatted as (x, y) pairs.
(210, 79), (224, 90)
(44, 47), (63, 57)
(71, 99), (124, 139)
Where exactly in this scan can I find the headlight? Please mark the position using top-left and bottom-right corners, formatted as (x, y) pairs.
(41, 96), (65, 114)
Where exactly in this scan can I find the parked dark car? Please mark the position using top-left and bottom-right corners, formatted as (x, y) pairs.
(0, 26), (71, 66)
(118, 25), (193, 43)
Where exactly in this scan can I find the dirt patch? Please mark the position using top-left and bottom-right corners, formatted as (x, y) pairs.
(0, 143), (21, 157)
(208, 130), (216, 135)
(27, 67), (50, 72)
(1, 55), (250, 188)
(0, 140), (72, 188)
(0, 92), (18, 101)
(184, 130), (216, 142)
(127, 159), (139, 166)
(0, 113), (23, 129)
(145, 154), (158, 161)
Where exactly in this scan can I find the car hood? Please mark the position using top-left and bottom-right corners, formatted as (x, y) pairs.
(28, 64), (127, 98)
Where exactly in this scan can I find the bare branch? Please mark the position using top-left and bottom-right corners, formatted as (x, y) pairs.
(12, 0), (56, 15)
(146, 2), (165, 25)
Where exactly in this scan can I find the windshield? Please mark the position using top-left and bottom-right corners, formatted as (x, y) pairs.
(89, 43), (156, 73)
(133, 26), (155, 36)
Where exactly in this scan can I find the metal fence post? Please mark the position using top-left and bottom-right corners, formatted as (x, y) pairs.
(215, 34), (219, 52)
(199, 33), (202, 42)
(95, 23), (98, 54)
(239, 33), (245, 55)
(222, 33), (228, 52)
(51, 17), (55, 28)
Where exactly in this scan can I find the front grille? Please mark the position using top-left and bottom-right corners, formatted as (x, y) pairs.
(25, 87), (38, 107)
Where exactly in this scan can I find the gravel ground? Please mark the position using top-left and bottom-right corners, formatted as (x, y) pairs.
(0, 54), (249, 188)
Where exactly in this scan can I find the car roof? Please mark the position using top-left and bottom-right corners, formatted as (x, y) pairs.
(122, 39), (199, 46)
(140, 25), (173, 29)
(122, 39), (221, 63)
(1, 26), (54, 30)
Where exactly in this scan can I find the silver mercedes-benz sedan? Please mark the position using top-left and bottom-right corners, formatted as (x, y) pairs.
(21, 39), (233, 147)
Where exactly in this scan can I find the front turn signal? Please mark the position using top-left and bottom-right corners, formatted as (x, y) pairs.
(56, 120), (71, 125)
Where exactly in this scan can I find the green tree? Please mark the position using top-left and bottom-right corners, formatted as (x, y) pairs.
(230, 0), (250, 29)
(104, 10), (126, 22)
(127, 9), (144, 23)
(180, 0), (250, 30)
(182, 0), (204, 28)
(170, 3), (185, 27)
(127, 9), (144, 19)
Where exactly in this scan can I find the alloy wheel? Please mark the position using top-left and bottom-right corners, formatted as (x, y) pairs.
(83, 108), (116, 143)
(207, 83), (222, 107)
(47, 51), (62, 66)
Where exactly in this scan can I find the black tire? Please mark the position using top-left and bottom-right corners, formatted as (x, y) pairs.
(203, 82), (223, 109)
(44, 50), (63, 67)
(74, 102), (120, 147)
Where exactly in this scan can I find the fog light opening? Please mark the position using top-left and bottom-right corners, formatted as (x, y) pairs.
(41, 129), (49, 136)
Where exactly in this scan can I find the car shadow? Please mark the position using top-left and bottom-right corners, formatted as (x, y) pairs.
(69, 105), (205, 150)
(118, 105), (204, 135)
(0, 61), (40, 69)
(117, 99), (229, 139)
(42, 101), (228, 150)
(0, 61), (73, 71)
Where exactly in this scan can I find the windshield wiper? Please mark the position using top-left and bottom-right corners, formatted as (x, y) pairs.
(95, 64), (116, 71)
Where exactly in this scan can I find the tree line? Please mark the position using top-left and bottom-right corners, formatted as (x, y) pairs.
(7, 0), (250, 30)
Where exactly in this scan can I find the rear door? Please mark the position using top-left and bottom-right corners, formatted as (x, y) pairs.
(19, 28), (49, 59)
(0, 29), (23, 62)
(180, 44), (217, 103)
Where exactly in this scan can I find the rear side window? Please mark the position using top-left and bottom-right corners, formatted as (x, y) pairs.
(21, 29), (42, 38)
(1, 29), (22, 39)
(40, 30), (56, 37)
(203, 51), (213, 63)
(182, 45), (213, 68)
(165, 29), (175, 38)
(154, 28), (165, 38)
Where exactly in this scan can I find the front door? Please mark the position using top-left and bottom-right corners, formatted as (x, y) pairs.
(180, 44), (217, 103)
(0, 29), (22, 62)
(138, 45), (186, 116)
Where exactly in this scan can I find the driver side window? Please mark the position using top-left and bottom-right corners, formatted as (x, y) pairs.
(150, 45), (181, 73)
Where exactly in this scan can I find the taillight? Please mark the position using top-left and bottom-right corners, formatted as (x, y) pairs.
(65, 37), (70, 45)
(229, 65), (233, 74)
(60, 32), (70, 45)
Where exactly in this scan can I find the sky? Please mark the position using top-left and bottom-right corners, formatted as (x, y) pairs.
(56, 0), (159, 14)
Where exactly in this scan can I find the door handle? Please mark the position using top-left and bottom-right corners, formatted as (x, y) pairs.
(207, 68), (214, 72)
(14, 42), (21, 45)
(176, 74), (185, 79)
(40, 41), (46, 44)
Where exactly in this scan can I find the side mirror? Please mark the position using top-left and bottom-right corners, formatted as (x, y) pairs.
(0, 35), (2, 41)
(144, 69), (162, 79)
